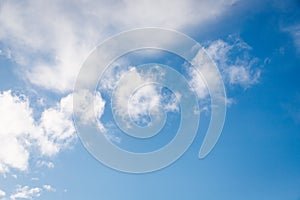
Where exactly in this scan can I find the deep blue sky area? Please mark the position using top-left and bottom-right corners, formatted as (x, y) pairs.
(0, 0), (300, 200)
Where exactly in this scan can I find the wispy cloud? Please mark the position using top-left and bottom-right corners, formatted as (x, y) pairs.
(10, 186), (42, 200)
(36, 160), (54, 169)
(282, 93), (300, 124)
(284, 24), (300, 53)
(0, 0), (237, 93)
(9, 185), (55, 200)
(204, 37), (261, 88)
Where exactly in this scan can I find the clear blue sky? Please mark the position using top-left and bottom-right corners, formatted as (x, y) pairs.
(0, 0), (300, 199)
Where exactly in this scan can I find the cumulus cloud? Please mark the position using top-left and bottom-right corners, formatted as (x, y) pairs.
(0, 91), (76, 173)
(0, 91), (35, 173)
(0, 0), (237, 93)
(37, 94), (76, 156)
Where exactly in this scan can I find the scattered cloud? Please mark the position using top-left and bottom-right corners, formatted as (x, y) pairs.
(0, 0), (238, 93)
(0, 0), (263, 188)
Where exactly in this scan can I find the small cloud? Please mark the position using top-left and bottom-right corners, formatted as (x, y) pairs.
(11, 174), (18, 179)
(43, 185), (56, 192)
(282, 93), (300, 123)
(284, 24), (300, 53)
(36, 160), (54, 169)
(0, 189), (6, 197)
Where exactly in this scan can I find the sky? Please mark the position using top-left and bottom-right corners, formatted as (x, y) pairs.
(0, 0), (300, 199)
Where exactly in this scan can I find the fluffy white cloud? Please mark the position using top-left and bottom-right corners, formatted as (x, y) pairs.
(0, 0), (237, 93)
(0, 91), (76, 173)
(0, 91), (35, 173)
(37, 94), (76, 156)
(0, 189), (5, 197)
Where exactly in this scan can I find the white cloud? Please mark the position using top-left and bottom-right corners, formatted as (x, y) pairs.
(36, 160), (54, 169)
(43, 185), (56, 192)
(227, 65), (260, 86)
(185, 37), (261, 108)
(111, 66), (179, 126)
(0, 0), (237, 93)
(11, 174), (18, 179)
(9, 185), (55, 200)
(203, 37), (261, 88)
(0, 0), (262, 180)
(186, 64), (209, 100)
(0, 91), (34, 173)
(0, 91), (76, 174)
(10, 186), (42, 200)
(73, 90), (105, 128)
(128, 84), (162, 124)
(0, 189), (5, 197)
(284, 24), (300, 53)
(37, 94), (76, 156)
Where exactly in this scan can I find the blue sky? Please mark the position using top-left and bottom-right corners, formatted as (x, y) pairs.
(0, 0), (300, 199)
